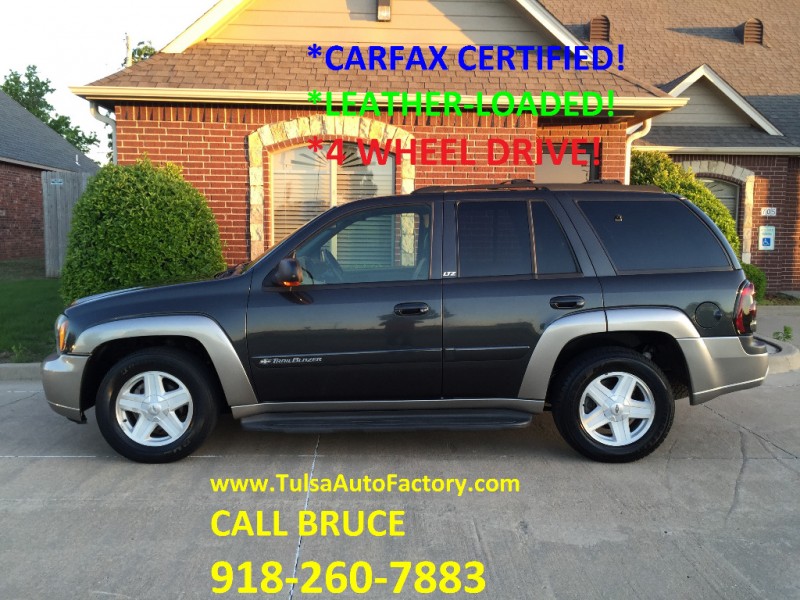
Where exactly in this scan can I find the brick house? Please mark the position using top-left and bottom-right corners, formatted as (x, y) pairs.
(542, 1), (800, 291)
(0, 91), (98, 261)
(72, 0), (683, 267)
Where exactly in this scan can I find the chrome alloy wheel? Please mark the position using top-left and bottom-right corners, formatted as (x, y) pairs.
(115, 371), (194, 447)
(579, 371), (656, 447)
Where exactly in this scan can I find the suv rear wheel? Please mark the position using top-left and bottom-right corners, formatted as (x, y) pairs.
(95, 348), (218, 463)
(552, 348), (674, 462)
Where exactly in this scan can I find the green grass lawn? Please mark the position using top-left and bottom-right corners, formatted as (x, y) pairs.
(0, 257), (46, 281)
(0, 259), (64, 363)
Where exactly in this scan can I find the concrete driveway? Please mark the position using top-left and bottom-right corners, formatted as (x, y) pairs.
(1, 371), (798, 600)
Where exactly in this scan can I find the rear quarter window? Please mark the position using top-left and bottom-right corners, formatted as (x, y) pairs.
(578, 199), (732, 272)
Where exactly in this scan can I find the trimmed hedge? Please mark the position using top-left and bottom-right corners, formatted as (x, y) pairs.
(742, 263), (767, 302)
(61, 159), (226, 304)
(630, 150), (741, 256)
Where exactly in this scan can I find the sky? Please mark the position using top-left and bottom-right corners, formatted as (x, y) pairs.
(1, 0), (218, 163)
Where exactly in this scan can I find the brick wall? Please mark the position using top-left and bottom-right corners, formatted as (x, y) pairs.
(116, 104), (628, 265)
(538, 119), (627, 181)
(672, 154), (799, 290)
(0, 161), (44, 261)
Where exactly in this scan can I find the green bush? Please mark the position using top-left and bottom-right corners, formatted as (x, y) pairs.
(630, 150), (741, 256)
(61, 159), (226, 304)
(742, 262), (767, 302)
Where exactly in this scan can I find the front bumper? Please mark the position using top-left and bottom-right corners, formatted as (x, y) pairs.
(677, 336), (769, 405)
(42, 352), (89, 423)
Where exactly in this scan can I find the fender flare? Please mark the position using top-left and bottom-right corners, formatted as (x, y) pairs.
(518, 308), (700, 400)
(74, 315), (258, 407)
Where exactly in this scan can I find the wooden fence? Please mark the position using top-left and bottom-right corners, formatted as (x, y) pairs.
(42, 170), (91, 277)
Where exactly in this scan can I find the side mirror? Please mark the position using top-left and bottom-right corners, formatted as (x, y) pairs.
(272, 258), (303, 287)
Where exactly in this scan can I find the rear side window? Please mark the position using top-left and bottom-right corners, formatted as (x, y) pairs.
(457, 201), (532, 277)
(579, 199), (732, 272)
(531, 202), (578, 275)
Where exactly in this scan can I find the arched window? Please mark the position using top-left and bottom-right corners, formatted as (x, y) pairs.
(699, 177), (740, 223)
(270, 142), (395, 244)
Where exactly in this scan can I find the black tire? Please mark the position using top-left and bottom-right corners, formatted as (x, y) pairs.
(95, 348), (219, 463)
(552, 347), (674, 463)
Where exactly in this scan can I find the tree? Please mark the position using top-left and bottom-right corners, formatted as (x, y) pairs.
(630, 150), (740, 255)
(122, 38), (156, 67)
(132, 40), (157, 64)
(1, 65), (99, 153)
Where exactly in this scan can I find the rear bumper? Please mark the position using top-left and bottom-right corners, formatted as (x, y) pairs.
(42, 352), (89, 423)
(677, 336), (769, 405)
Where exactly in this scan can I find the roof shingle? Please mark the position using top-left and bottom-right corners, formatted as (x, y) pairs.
(540, 0), (800, 146)
(86, 43), (668, 99)
(0, 91), (99, 173)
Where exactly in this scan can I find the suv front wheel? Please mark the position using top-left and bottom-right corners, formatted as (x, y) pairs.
(552, 348), (675, 462)
(95, 348), (219, 463)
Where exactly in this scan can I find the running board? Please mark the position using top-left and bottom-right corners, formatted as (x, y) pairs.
(240, 409), (533, 433)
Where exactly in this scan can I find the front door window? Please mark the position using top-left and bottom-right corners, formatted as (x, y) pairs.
(294, 205), (432, 285)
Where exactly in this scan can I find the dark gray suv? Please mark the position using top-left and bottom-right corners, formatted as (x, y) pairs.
(43, 181), (768, 463)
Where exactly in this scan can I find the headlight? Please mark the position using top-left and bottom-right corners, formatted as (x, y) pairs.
(55, 315), (70, 353)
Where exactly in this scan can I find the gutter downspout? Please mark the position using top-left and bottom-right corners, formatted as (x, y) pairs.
(90, 101), (117, 164)
(624, 119), (652, 184)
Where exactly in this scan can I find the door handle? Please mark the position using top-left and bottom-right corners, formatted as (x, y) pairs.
(394, 302), (430, 316)
(549, 295), (585, 309)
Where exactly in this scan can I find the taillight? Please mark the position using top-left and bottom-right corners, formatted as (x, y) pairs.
(734, 281), (757, 334)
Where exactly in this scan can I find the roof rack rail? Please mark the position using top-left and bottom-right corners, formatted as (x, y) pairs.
(411, 179), (547, 194)
(410, 179), (661, 195)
